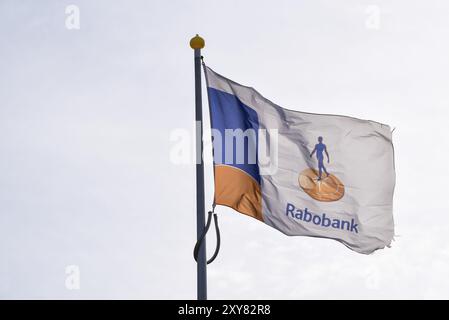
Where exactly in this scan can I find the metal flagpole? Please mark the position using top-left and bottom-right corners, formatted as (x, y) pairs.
(190, 34), (207, 300)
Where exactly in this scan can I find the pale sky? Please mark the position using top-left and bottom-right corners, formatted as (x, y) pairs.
(1, 0), (449, 299)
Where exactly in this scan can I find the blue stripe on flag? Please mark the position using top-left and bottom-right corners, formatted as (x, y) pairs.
(207, 87), (261, 184)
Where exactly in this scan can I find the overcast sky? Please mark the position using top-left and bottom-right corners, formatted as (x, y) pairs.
(1, 0), (449, 299)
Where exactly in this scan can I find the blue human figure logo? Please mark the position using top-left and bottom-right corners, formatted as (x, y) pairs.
(309, 136), (330, 180)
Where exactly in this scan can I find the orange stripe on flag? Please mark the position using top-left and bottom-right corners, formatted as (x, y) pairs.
(214, 165), (263, 222)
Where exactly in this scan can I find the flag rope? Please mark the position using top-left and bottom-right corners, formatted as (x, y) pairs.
(193, 209), (221, 264)
(192, 56), (221, 266)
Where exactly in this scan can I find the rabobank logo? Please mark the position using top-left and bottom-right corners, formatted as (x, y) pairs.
(298, 136), (345, 202)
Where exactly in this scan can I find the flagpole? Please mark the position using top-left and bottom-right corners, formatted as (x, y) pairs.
(190, 34), (207, 300)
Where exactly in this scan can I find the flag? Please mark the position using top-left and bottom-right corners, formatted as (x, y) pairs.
(204, 65), (395, 254)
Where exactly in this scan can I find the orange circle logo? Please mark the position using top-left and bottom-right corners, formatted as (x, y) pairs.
(298, 168), (345, 202)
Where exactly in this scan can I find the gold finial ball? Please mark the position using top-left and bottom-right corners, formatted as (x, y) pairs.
(190, 34), (205, 49)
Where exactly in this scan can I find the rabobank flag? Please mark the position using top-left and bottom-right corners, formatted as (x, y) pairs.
(204, 65), (395, 254)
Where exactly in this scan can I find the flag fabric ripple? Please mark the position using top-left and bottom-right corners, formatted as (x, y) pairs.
(204, 65), (395, 254)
